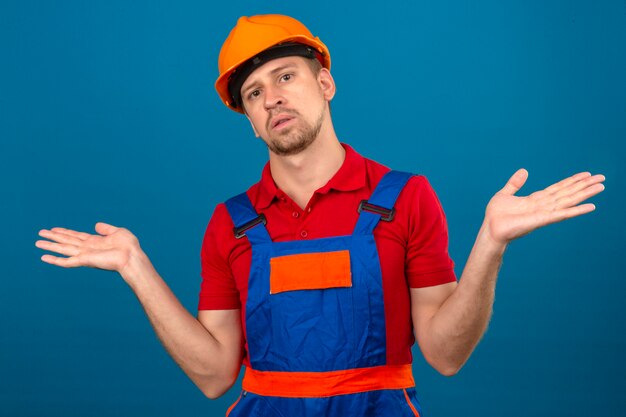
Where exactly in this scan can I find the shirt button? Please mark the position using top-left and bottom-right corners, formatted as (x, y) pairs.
(307, 207), (312, 213)
(300, 230), (308, 238)
(292, 211), (299, 218)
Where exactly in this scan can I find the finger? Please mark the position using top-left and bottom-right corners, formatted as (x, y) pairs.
(545, 203), (596, 225)
(95, 222), (119, 236)
(555, 183), (605, 210)
(38, 229), (85, 246)
(499, 168), (529, 196)
(552, 174), (605, 201)
(40, 254), (83, 268)
(50, 227), (91, 241)
(542, 172), (592, 196)
(35, 240), (80, 257)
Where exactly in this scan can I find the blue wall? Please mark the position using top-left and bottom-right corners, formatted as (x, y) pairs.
(1, 1), (624, 416)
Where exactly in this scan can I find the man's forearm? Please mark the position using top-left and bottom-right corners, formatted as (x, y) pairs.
(421, 223), (506, 375)
(120, 249), (241, 398)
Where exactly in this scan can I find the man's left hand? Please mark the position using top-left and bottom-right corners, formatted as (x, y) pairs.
(482, 169), (605, 246)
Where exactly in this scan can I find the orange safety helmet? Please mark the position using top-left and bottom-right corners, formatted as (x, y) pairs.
(215, 14), (331, 113)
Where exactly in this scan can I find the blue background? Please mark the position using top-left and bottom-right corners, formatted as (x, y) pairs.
(1, 1), (624, 416)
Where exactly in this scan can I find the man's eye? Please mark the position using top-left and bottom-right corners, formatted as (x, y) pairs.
(280, 74), (292, 82)
(248, 90), (260, 99)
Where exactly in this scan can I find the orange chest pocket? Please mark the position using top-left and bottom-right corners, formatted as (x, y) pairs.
(269, 250), (352, 294)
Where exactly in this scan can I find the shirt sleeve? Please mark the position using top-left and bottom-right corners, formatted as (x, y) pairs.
(198, 203), (241, 310)
(405, 176), (457, 288)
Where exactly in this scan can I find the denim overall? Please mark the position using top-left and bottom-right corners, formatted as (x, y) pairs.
(224, 170), (422, 416)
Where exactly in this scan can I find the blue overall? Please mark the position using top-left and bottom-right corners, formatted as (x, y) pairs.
(224, 170), (423, 416)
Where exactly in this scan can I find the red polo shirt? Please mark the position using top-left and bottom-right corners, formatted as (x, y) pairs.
(198, 144), (456, 366)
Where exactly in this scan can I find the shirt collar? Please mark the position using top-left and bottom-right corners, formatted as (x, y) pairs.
(255, 143), (367, 209)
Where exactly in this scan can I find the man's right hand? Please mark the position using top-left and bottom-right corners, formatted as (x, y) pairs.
(36, 222), (141, 277)
(36, 221), (243, 398)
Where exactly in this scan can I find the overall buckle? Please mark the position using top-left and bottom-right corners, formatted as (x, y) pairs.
(234, 214), (267, 239)
(357, 200), (395, 222)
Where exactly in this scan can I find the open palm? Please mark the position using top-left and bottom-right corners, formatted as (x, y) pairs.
(484, 169), (605, 245)
(36, 222), (139, 274)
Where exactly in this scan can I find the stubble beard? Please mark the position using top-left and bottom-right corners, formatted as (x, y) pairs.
(265, 109), (324, 157)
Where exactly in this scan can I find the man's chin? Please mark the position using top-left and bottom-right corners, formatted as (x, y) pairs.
(267, 137), (314, 156)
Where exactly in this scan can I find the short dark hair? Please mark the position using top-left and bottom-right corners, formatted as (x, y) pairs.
(304, 56), (323, 76)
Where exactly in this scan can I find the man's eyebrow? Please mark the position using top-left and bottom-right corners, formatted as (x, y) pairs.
(241, 63), (298, 96)
(268, 63), (298, 76)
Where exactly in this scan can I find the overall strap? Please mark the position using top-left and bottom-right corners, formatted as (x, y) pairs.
(224, 192), (272, 245)
(353, 170), (414, 235)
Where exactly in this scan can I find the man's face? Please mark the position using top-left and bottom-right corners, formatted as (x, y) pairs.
(240, 56), (333, 156)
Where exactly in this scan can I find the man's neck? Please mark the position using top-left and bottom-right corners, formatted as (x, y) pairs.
(268, 130), (345, 210)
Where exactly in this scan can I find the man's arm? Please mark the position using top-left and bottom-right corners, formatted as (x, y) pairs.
(36, 223), (242, 398)
(410, 169), (605, 376)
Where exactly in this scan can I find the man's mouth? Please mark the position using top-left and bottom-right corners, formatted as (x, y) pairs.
(270, 115), (295, 130)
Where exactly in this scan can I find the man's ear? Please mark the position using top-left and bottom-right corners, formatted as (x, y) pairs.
(246, 115), (260, 138)
(318, 68), (336, 101)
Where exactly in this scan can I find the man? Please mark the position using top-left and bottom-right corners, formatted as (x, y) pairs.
(36, 14), (605, 416)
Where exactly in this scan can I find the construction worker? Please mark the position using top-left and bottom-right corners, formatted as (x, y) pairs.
(36, 14), (605, 416)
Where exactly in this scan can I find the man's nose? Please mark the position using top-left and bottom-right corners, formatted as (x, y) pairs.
(264, 86), (284, 110)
